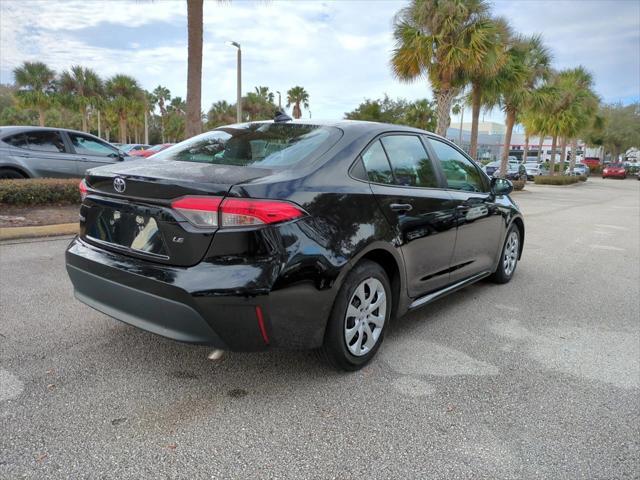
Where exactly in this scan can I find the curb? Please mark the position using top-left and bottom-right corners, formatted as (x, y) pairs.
(0, 223), (78, 241)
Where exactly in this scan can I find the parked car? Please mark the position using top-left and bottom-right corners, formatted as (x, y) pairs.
(583, 157), (600, 169)
(602, 163), (627, 179)
(66, 119), (524, 371)
(484, 161), (526, 181)
(524, 162), (544, 180)
(129, 143), (174, 158)
(565, 163), (590, 176)
(119, 144), (151, 154)
(0, 126), (132, 178)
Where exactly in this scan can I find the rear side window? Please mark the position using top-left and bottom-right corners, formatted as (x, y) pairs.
(361, 140), (394, 184)
(430, 138), (486, 192)
(3, 133), (28, 148)
(23, 131), (66, 153)
(154, 123), (341, 168)
(68, 133), (117, 157)
(380, 135), (437, 188)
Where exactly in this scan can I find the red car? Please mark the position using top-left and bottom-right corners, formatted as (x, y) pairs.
(129, 143), (173, 158)
(583, 157), (600, 169)
(602, 163), (626, 179)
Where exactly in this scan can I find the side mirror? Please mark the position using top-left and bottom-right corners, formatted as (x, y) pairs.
(491, 177), (513, 196)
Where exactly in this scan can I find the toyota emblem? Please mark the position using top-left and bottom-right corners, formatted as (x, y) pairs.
(113, 177), (126, 193)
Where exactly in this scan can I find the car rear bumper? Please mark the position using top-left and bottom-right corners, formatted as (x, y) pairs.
(66, 236), (327, 351)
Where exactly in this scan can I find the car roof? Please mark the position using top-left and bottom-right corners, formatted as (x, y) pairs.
(225, 119), (445, 138)
(0, 125), (100, 138)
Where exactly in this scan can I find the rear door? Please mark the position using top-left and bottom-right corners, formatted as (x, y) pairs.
(427, 137), (503, 282)
(65, 131), (123, 173)
(21, 130), (79, 177)
(359, 134), (457, 297)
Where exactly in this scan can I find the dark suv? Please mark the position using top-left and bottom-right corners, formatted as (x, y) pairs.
(65, 120), (524, 370)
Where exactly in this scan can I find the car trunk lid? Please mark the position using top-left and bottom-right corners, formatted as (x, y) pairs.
(81, 159), (272, 267)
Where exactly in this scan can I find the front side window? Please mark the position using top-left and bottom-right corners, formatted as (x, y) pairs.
(23, 131), (66, 153)
(154, 123), (341, 168)
(430, 138), (486, 192)
(380, 135), (437, 188)
(68, 133), (117, 157)
(361, 140), (394, 184)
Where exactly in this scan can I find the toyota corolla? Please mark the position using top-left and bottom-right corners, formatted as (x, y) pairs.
(65, 119), (524, 370)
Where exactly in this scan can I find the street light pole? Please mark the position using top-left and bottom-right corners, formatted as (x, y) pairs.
(276, 91), (281, 109)
(227, 41), (241, 123)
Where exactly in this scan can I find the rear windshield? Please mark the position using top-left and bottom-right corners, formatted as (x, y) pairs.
(154, 123), (341, 168)
(609, 163), (624, 167)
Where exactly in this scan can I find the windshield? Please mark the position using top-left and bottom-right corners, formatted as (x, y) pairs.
(154, 123), (341, 168)
(609, 163), (624, 168)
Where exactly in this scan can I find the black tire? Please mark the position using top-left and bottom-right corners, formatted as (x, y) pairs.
(0, 169), (26, 179)
(490, 225), (520, 284)
(319, 260), (391, 371)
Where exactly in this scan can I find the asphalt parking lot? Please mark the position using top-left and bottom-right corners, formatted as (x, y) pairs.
(1, 176), (639, 479)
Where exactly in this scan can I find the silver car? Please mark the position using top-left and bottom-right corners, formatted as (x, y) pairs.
(0, 126), (130, 179)
(565, 163), (590, 176)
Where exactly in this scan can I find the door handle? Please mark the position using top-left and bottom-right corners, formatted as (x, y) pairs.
(390, 203), (413, 213)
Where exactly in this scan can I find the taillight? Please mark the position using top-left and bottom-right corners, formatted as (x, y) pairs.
(79, 179), (88, 201)
(220, 198), (305, 226)
(171, 196), (222, 228)
(170, 195), (305, 228)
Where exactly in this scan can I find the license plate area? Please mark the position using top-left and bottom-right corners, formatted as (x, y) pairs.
(87, 207), (169, 258)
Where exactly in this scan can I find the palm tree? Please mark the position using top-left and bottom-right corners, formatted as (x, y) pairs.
(545, 67), (599, 175)
(464, 17), (511, 160)
(59, 66), (103, 132)
(491, 35), (551, 176)
(13, 61), (56, 126)
(153, 85), (171, 143)
(254, 86), (274, 103)
(286, 86), (309, 119)
(206, 100), (236, 128)
(390, 0), (496, 137)
(105, 74), (142, 143)
(186, 0), (203, 138)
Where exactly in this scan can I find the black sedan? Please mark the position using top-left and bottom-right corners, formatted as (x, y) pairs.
(65, 119), (524, 370)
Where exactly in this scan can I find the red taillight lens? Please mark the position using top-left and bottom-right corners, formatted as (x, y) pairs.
(79, 179), (88, 201)
(171, 196), (222, 227)
(171, 196), (305, 228)
(220, 198), (305, 227)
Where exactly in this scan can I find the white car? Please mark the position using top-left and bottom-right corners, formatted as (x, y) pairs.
(524, 162), (544, 180)
(565, 163), (590, 176)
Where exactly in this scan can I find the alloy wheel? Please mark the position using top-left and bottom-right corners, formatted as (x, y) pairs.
(344, 277), (386, 357)
(503, 230), (519, 276)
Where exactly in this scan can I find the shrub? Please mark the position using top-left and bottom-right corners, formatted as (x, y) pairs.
(533, 175), (582, 185)
(0, 178), (81, 206)
(579, 175), (588, 182)
(512, 179), (526, 191)
(589, 165), (602, 174)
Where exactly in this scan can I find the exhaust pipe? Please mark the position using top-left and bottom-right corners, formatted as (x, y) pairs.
(207, 349), (225, 361)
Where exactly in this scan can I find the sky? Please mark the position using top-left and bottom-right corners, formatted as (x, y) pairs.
(1, 0), (639, 124)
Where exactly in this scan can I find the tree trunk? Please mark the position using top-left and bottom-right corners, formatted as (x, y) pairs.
(81, 106), (88, 132)
(499, 109), (516, 177)
(97, 111), (102, 138)
(293, 102), (302, 119)
(549, 135), (558, 176)
(105, 128), (110, 142)
(185, 0), (203, 139)
(560, 137), (567, 175)
(570, 138), (578, 173)
(537, 135), (544, 162)
(161, 115), (165, 143)
(469, 84), (481, 160)
(434, 88), (455, 137)
(457, 106), (464, 146)
(119, 115), (127, 144)
(144, 111), (149, 145)
(38, 108), (45, 127)
(523, 133), (529, 164)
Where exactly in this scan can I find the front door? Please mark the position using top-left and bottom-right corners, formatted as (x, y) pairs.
(427, 137), (503, 283)
(21, 130), (79, 177)
(360, 134), (457, 297)
(65, 131), (122, 175)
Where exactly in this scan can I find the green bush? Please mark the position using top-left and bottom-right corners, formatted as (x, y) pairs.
(579, 175), (588, 182)
(0, 178), (81, 206)
(533, 175), (582, 185)
(589, 165), (602, 174)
